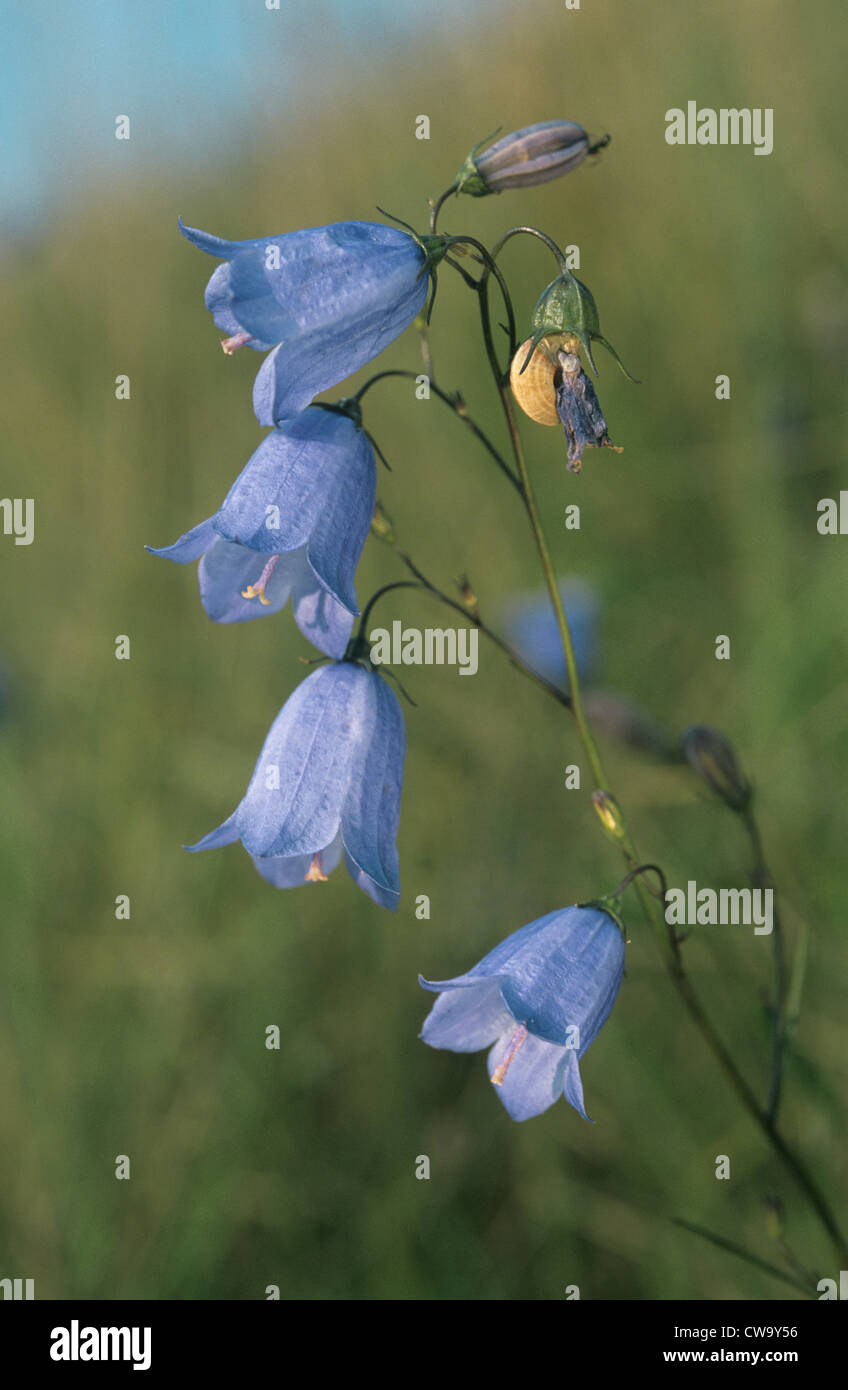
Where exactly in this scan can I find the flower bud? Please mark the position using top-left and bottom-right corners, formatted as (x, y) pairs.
(682, 724), (752, 812)
(370, 501), (396, 543)
(592, 789), (626, 842)
(457, 574), (479, 616)
(455, 122), (595, 197)
(763, 1195), (784, 1241)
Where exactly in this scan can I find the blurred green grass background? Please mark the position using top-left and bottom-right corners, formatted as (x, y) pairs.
(1, 0), (846, 1299)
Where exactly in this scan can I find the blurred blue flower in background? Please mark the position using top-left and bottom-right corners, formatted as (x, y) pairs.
(187, 661), (406, 910)
(179, 219), (436, 425)
(147, 405), (375, 657)
(500, 577), (598, 687)
(420, 905), (625, 1121)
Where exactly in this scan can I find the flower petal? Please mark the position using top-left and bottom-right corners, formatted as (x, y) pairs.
(198, 537), (297, 623)
(291, 576), (354, 660)
(499, 909), (625, 1049)
(250, 832), (344, 888)
(486, 1032), (569, 1122)
(212, 420), (329, 555)
(237, 662), (371, 857)
(179, 219), (258, 259)
(419, 979), (511, 1052)
(185, 812), (240, 852)
(204, 263), (269, 347)
(418, 971), (494, 993)
(562, 1048), (592, 1122)
(212, 413), (374, 617)
(146, 517), (218, 564)
(302, 424), (375, 615)
(340, 673), (405, 910)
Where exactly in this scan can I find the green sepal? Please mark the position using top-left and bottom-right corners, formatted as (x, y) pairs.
(342, 629), (373, 665)
(529, 273), (638, 381)
(308, 397), (363, 429)
(518, 329), (565, 375)
(530, 273), (599, 370)
(416, 232), (452, 269)
(374, 208), (450, 280)
(592, 334), (641, 384)
(454, 128), (502, 196)
(375, 209), (451, 326)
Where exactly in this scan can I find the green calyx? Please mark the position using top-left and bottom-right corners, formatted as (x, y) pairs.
(525, 273), (638, 381)
(416, 232), (452, 269)
(375, 207), (452, 323)
(578, 895), (628, 940)
(454, 129), (501, 197)
(343, 628), (374, 666)
(309, 397), (363, 429)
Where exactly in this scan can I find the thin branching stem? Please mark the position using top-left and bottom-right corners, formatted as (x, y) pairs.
(429, 184), (458, 234)
(369, 532), (572, 711)
(355, 368), (521, 493)
(472, 238), (848, 1267)
(741, 805), (787, 1123)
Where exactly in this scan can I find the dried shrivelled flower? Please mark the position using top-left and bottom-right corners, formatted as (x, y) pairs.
(509, 334), (621, 473)
(188, 661), (405, 910)
(511, 270), (636, 468)
(455, 121), (602, 196)
(420, 905), (625, 1121)
(555, 348), (621, 473)
(179, 219), (448, 426)
(146, 405), (375, 658)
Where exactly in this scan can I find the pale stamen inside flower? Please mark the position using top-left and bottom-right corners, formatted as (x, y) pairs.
(304, 854), (328, 883)
(491, 1024), (529, 1087)
(241, 554), (281, 606)
(221, 331), (251, 355)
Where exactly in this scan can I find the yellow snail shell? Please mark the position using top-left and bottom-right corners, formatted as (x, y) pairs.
(509, 333), (582, 426)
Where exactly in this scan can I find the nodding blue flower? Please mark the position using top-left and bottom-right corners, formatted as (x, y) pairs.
(420, 905), (625, 1122)
(187, 661), (405, 910)
(179, 218), (446, 426)
(146, 405), (375, 659)
(501, 578), (598, 688)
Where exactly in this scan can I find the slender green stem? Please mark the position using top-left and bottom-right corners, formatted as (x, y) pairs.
(742, 805), (787, 1123)
(672, 1219), (813, 1297)
(500, 389), (606, 788)
(415, 314), (434, 380)
(355, 368), (521, 494)
(429, 183), (458, 234)
(446, 236), (517, 364)
(667, 955), (847, 1262)
(490, 225), (570, 272)
(370, 530), (572, 711)
(355, 581), (425, 639)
